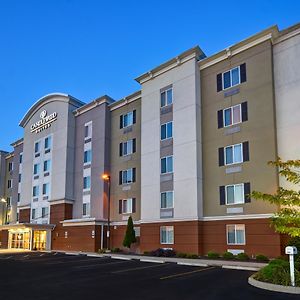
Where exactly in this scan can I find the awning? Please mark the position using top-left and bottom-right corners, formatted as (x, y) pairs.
(0, 223), (56, 231)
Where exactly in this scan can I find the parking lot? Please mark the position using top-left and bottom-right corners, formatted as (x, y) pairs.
(0, 251), (298, 300)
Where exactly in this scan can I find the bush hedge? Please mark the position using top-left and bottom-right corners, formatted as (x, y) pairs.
(207, 251), (220, 259)
(150, 248), (176, 257)
(222, 251), (235, 260)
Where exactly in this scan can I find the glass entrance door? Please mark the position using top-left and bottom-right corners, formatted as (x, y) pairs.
(9, 231), (31, 249)
(33, 231), (47, 250)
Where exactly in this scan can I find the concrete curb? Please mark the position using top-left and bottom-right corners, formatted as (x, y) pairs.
(222, 265), (260, 271)
(248, 275), (300, 294)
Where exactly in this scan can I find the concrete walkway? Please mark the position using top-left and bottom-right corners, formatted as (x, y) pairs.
(53, 250), (267, 271)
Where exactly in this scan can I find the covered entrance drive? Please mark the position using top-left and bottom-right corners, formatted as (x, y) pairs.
(0, 223), (55, 251)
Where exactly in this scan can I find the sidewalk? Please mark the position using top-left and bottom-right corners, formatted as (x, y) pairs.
(54, 250), (267, 271)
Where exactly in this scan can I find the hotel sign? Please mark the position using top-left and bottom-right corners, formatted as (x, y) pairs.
(30, 110), (58, 133)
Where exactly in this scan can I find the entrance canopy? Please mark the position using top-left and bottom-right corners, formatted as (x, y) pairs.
(0, 223), (55, 231)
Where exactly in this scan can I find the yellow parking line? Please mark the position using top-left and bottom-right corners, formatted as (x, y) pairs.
(160, 267), (215, 280)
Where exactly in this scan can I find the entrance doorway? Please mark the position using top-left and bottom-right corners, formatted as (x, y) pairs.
(33, 231), (47, 250)
(9, 230), (31, 250)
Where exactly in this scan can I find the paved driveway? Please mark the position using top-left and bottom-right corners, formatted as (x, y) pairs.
(0, 252), (297, 300)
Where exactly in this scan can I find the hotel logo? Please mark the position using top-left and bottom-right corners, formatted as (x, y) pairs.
(31, 110), (58, 133)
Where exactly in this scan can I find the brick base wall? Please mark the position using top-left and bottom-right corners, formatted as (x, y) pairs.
(19, 208), (30, 223)
(0, 230), (8, 248)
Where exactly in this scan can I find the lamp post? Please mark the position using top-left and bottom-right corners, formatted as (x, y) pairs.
(1, 198), (7, 225)
(102, 174), (111, 251)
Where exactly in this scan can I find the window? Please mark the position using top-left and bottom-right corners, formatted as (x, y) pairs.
(7, 180), (12, 189)
(120, 139), (136, 156)
(226, 184), (244, 205)
(217, 63), (247, 92)
(34, 141), (40, 153)
(8, 162), (13, 171)
(120, 198), (133, 214)
(161, 156), (173, 174)
(42, 207), (49, 218)
(161, 88), (173, 107)
(33, 163), (40, 175)
(43, 160), (51, 172)
(225, 144), (242, 165)
(84, 122), (92, 138)
(160, 226), (174, 244)
(33, 185), (39, 197)
(161, 122), (173, 140)
(17, 193), (20, 202)
(18, 174), (22, 183)
(84, 150), (92, 164)
(82, 203), (90, 216)
(83, 176), (91, 189)
(161, 191), (174, 209)
(16, 212), (19, 222)
(44, 136), (52, 149)
(119, 168), (136, 184)
(224, 105), (241, 127)
(19, 153), (23, 164)
(43, 183), (50, 196)
(31, 208), (36, 220)
(120, 110), (136, 129)
(227, 224), (245, 245)
(6, 197), (11, 207)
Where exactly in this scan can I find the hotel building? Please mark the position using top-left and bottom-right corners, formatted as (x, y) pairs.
(0, 23), (299, 257)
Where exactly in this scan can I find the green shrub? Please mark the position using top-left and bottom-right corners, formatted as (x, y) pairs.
(186, 254), (199, 259)
(207, 251), (220, 259)
(111, 247), (121, 253)
(236, 252), (249, 261)
(255, 258), (300, 287)
(176, 252), (188, 258)
(143, 251), (150, 256)
(222, 251), (235, 260)
(98, 248), (106, 253)
(255, 254), (269, 262)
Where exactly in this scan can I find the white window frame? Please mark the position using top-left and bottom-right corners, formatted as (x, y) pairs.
(33, 163), (40, 175)
(83, 176), (91, 190)
(44, 135), (52, 150)
(121, 198), (133, 214)
(160, 226), (174, 244)
(161, 155), (173, 174)
(122, 111), (134, 128)
(42, 183), (50, 196)
(223, 104), (242, 127)
(8, 162), (13, 172)
(160, 122), (173, 141)
(32, 185), (39, 197)
(19, 153), (23, 164)
(41, 207), (49, 218)
(226, 224), (246, 245)
(160, 191), (174, 209)
(31, 208), (36, 220)
(121, 168), (134, 184)
(225, 183), (244, 205)
(43, 160), (51, 172)
(224, 143), (243, 166)
(160, 88), (173, 108)
(82, 202), (90, 217)
(84, 121), (93, 139)
(84, 149), (92, 165)
(34, 141), (40, 153)
(122, 139), (133, 156)
(222, 66), (241, 90)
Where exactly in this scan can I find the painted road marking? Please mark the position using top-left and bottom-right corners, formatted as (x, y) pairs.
(46, 257), (104, 265)
(140, 259), (165, 264)
(160, 267), (215, 280)
(111, 256), (132, 261)
(112, 263), (169, 274)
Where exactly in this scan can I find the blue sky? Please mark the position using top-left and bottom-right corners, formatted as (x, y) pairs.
(0, 0), (299, 151)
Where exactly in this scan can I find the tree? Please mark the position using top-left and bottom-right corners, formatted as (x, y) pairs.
(252, 158), (300, 237)
(123, 216), (136, 248)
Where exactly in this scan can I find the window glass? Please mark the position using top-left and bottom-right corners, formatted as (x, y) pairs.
(167, 156), (173, 173)
(225, 146), (233, 164)
(34, 164), (40, 175)
(167, 122), (173, 138)
(161, 191), (173, 208)
(35, 142), (40, 153)
(236, 225), (245, 244)
(235, 184), (244, 203)
(231, 67), (240, 86)
(227, 225), (235, 244)
(84, 150), (92, 163)
(226, 186), (235, 204)
(166, 89), (173, 105)
(161, 158), (167, 174)
(45, 136), (51, 149)
(224, 108), (232, 126)
(161, 124), (166, 140)
(32, 209), (36, 220)
(234, 144), (242, 163)
(84, 176), (91, 189)
(44, 160), (51, 172)
(161, 92), (166, 107)
(232, 105), (241, 124)
(223, 71), (231, 89)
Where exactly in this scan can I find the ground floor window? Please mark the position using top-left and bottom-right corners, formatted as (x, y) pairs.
(226, 224), (245, 245)
(160, 226), (174, 244)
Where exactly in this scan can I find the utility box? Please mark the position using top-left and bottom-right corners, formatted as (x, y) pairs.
(285, 246), (298, 255)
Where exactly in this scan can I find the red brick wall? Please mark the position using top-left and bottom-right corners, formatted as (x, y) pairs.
(111, 225), (140, 253)
(19, 208), (30, 223)
(0, 230), (8, 248)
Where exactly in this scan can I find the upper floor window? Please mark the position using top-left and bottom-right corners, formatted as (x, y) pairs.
(119, 198), (136, 214)
(218, 102), (248, 129)
(19, 153), (23, 164)
(83, 176), (91, 190)
(160, 226), (174, 244)
(161, 122), (173, 140)
(84, 122), (92, 139)
(43, 160), (51, 172)
(161, 191), (174, 209)
(42, 207), (49, 218)
(7, 179), (12, 189)
(218, 142), (249, 166)
(119, 168), (136, 185)
(33, 163), (40, 175)
(120, 110), (136, 129)
(31, 208), (36, 220)
(226, 184), (244, 205)
(44, 136), (52, 150)
(6, 197), (11, 207)
(43, 183), (50, 196)
(227, 224), (245, 245)
(161, 88), (173, 107)
(18, 174), (22, 183)
(82, 202), (90, 217)
(32, 185), (39, 197)
(84, 150), (92, 164)
(8, 162), (13, 172)
(161, 156), (173, 174)
(34, 141), (40, 153)
(119, 139), (136, 156)
(217, 63), (247, 92)
(17, 193), (20, 202)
